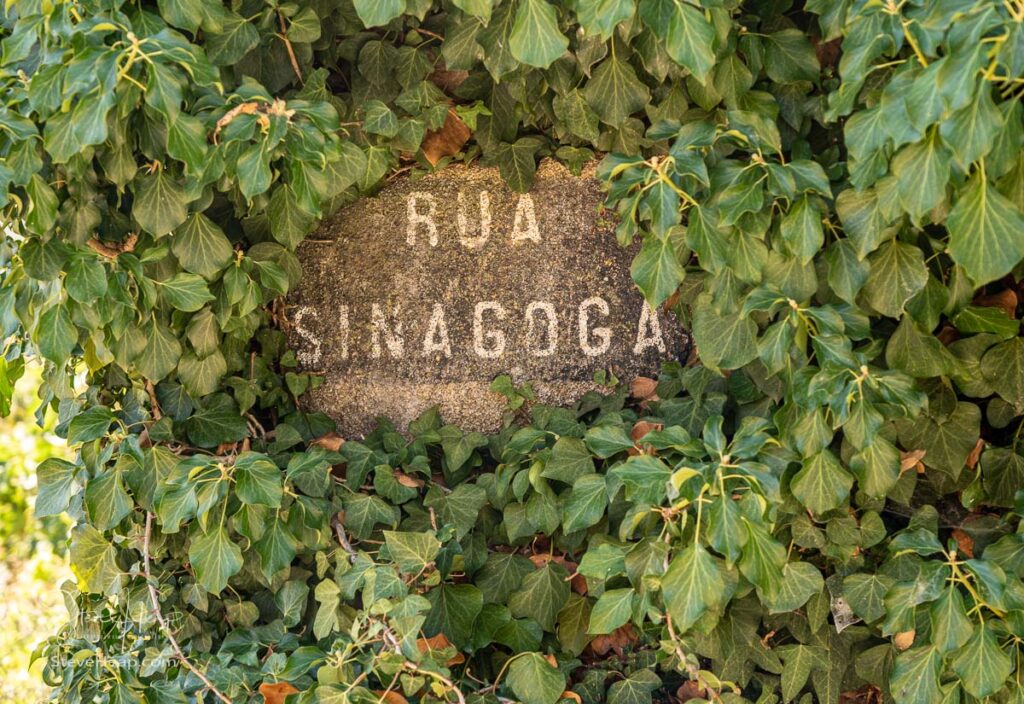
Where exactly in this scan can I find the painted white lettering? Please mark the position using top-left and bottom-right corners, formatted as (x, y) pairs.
(457, 190), (491, 248)
(474, 301), (506, 359)
(579, 297), (611, 356)
(338, 305), (349, 361)
(511, 194), (541, 243)
(525, 301), (558, 356)
(371, 304), (404, 358)
(422, 303), (452, 357)
(293, 306), (322, 366)
(407, 192), (439, 247)
(633, 304), (666, 354)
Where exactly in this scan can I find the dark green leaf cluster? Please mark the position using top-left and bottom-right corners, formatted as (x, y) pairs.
(1, 0), (1024, 703)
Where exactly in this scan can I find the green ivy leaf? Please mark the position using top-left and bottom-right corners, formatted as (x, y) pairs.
(588, 587), (636, 634)
(790, 449), (853, 514)
(661, 543), (724, 632)
(189, 524), (244, 594)
(234, 452), (283, 507)
(947, 171), (1024, 286)
(951, 622), (1013, 698)
(510, 0), (568, 68)
(384, 530), (442, 573)
(354, 0), (407, 27)
(507, 652), (566, 704)
(509, 562), (570, 630)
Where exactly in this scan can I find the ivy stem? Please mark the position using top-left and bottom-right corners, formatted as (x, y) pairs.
(142, 512), (233, 704)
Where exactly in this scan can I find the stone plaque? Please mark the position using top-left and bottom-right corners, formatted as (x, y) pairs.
(289, 160), (690, 435)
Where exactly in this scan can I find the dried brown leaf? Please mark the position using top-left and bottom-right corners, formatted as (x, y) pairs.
(259, 682), (300, 704)
(893, 630), (915, 650)
(421, 109), (472, 166)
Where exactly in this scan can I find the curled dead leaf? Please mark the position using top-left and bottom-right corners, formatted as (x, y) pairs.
(416, 634), (466, 665)
(588, 624), (637, 657)
(631, 421), (663, 443)
(395, 471), (425, 488)
(966, 438), (985, 470)
(429, 66), (470, 94)
(560, 691), (583, 704)
(975, 288), (1018, 318)
(630, 377), (659, 402)
(676, 680), (708, 702)
(893, 630), (915, 650)
(952, 528), (975, 558)
(373, 691), (410, 704)
(421, 109), (472, 166)
(312, 432), (345, 452)
(259, 682), (300, 704)
(899, 449), (927, 474)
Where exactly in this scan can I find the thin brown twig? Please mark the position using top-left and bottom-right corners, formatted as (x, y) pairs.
(333, 514), (358, 563)
(277, 11), (303, 84)
(87, 233), (138, 258)
(143, 512), (233, 704)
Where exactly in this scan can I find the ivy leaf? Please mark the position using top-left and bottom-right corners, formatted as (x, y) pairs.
(234, 452), (283, 507)
(136, 322), (182, 382)
(607, 670), (661, 704)
(68, 407), (115, 444)
(952, 622), (1013, 698)
(780, 196), (824, 264)
(947, 171), (1024, 286)
(510, 0), (568, 69)
(256, 521), (298, 580)
(892, 129), (950, 221)
(588, 588), (636, 634)
(384, 531), (442, 573)
(631, 230), (686, 307)
(85, 469), (132, 531)
(509, 563), (570, 630)
(35, 458), (78, 517)
(189, 524), (244, 594)
(507, 652), (566, 704)
(843, 572), (895, 623)
(494, 138), (543, 193)
(205, 12), (260, 65)
(692, 305), (758, 371)
(172, 213), (234, 279)
(764, 561), (824, 614)
(424, 584), (483, 648)
(661, 543), (724, 632)
(475, 552), (534, 604)
(891, 646), (943, 704)
(177, 351), (227, 397)
(585, 54), (651, 127)
(542, 437), (595, 484)
(777, 644), (828, 703)
(864, 240), (929, 318)
(70, 525), (120, 594)
(763, 30), (820, 83)
(562, 474), (609, 533)
(159, 272), (215, 312)
(36, 303), (76, 364)
(353, 0), (407, 28)
(930, 587), (973, 654)
(641, 0), (715, 83)
(578, 0), (635, 39)
(132, 169), (189, 237)
(981, 338), (1024, 412)
(790, 449), (854, 514)
(65, 254), (108, 303)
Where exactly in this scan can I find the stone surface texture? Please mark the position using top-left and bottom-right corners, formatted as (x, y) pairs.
(288, 159), (690, 435)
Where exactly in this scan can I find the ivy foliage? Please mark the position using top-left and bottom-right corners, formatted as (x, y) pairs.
(2, 0), (1024, 703)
